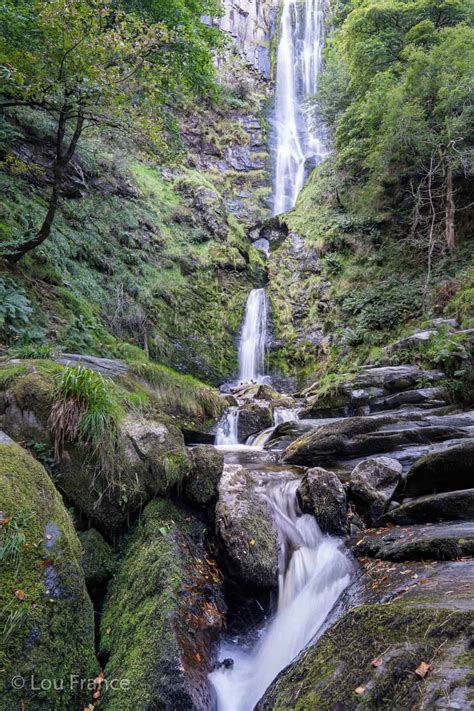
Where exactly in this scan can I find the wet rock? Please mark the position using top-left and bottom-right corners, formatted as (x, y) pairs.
(349, 457), (403, 524)
(404, 441), (474, 497)
(232, 382), (295, 408)
(0, 443), (96, 708)
(380, 489), (474, 525)
(282, 414), (469, 467)
(298, 467), (347, 535)
(100, 499), (226, 710)
(216, 465), (279, 589)
(79, 528), (116, 588)
(184, 444), (224, 508)
(237, 402), (273, 442)
(352, 521), (474, 561)
(3, 370), (53, 442)
(256, 588), (474, 711)
(352, 365), (444, 392)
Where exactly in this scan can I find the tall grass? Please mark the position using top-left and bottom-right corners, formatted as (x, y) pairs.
(128, 361), (223, 423)
(49, 366), (122, 471)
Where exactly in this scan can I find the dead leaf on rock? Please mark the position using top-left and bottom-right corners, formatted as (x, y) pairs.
(415, 661), (433, 679)
(354, 685), (365, 695)
(371, 656), (383, 668)
(14, 589), (26, 601)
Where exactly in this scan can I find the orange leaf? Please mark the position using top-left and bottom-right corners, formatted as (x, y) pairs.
(15, 589), (26, 601)
(354, 686), (365, 695)
(415, 661), (433, 679)
(0, 516), (11, 526)
(371, 656), (383, 668)
(195, 652), (201, 662)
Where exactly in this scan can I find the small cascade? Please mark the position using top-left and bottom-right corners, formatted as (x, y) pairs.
(273, 407), (299, 426)
(238, 288), (268, 384)
(210, 476), (352, 709)
(273, 0), (327, 215)
(215, 408), (239, 446)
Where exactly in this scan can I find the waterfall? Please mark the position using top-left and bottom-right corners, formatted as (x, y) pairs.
(215, 408), (239, 446)
(210, 477), (352, 709)
(238, 288), (268, 384)
(274, 407), (299, 425)
(273, 0), (327, 215)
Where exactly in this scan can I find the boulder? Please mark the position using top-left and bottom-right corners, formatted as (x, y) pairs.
(57, 415), (190, 530)
(349, 457), (403, 524)
(404, 441), (474, 497)
(353, 521), (474, 561)
(216, 465), (279, 588)
(79, 528), (116, 588)
(380, 489), (474, 525)
(184, 444), (224, 508)
(2, 370), (53, 442)
(100, 499), (226, 710)
(237, 402), (273, 442)
(0, 443), (96, 708)
(298, 468), (347, 536)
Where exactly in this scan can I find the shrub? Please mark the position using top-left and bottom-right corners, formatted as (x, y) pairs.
(0, 276), (32, 343)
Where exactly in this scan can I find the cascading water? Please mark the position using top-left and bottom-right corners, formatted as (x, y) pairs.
(273, 0), (327, 215)
(238, 288), (268, 384)
(210, 475), (352, 709)
(215, 408), (240, 446)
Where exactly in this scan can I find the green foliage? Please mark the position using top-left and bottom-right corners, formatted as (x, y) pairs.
(0, 275), (32, 342)
(10, 343), (57, 359)
(49, 366), (123, 471)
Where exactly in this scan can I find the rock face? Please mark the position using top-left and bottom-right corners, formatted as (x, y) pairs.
(237, 402), (273, 442)
(353, 521), (474, 561)
(79, 528), (116, 588)
(380, 489), (474, 525)
(100, 499), (226, 711)
(184, 444), (224, 508)
(208, 0), (276, 77)
(0, 443), (96, 709)
(404, 441), (474, 497)
(298, 468), (347, 536)
(349, 457), (403, 524)
(216, 465), (279, 588)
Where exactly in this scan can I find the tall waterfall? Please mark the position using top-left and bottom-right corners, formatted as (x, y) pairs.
(210, 477), (352, 709)
(238, 288), (268, 383)
(273, 0), (327, 215)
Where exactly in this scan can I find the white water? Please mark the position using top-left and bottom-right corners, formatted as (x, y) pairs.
(273, 0), (327, 215)
(274, 407), (299, 426)
(215, 408), (240, 446)
(238, 288), (268, 384)
(210, 477), (352, 709)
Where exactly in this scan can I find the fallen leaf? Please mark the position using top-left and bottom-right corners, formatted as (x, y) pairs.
(14, 589), (26, 601)
(354, 686), (365, 695)
(415, 661), (433, 679)
(250, 539), (256, 545)
(371, 656), (383, 668)
(195, 652), (201, 662)
(106, 626), (112, 635)
(0, 516), (11, 526)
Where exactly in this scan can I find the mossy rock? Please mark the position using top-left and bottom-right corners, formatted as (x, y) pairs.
(78, 528), (117, 588)
(3, 369), (55, 444)
(257, 603), (474, 710)
(99, 499), (225, 710)
(404, 441), (474, 497)
(0, 443), (96, 709)
(184, 444), (224, 509)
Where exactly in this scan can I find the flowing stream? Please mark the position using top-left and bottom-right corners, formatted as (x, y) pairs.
(210, 2), (348, 706)
(273, 0), (327, 215)
(210, 477), (352, 709)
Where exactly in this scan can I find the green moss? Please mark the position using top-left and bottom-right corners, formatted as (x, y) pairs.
(0, 443), (96, 709)
(259, 603), (474, 710)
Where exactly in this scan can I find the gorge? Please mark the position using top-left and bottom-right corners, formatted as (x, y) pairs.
(0, 0), (473, 709)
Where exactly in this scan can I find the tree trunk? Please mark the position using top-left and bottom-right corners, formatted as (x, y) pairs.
(4, 110), (84, 263)
(445, 166), (456, 254)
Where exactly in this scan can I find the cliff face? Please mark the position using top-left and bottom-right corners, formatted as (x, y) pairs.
(208, 0), (277, 77)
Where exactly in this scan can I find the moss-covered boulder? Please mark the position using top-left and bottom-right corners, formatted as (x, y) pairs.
(216, 465), (278, 589)
(2, 368), (55, 443)
(404, 441), (474, 497)
(78, 528), (116, 588)
(99, 499), (226, 710)
(298, 467), (347, 536)
(257, 602), (474, 710)
(184, 444), (224, 509)
(380, 489), (474, 525)
(0, 443), (96, 709)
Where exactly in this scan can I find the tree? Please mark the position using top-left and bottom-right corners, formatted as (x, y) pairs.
(0, 0), (223, 262)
